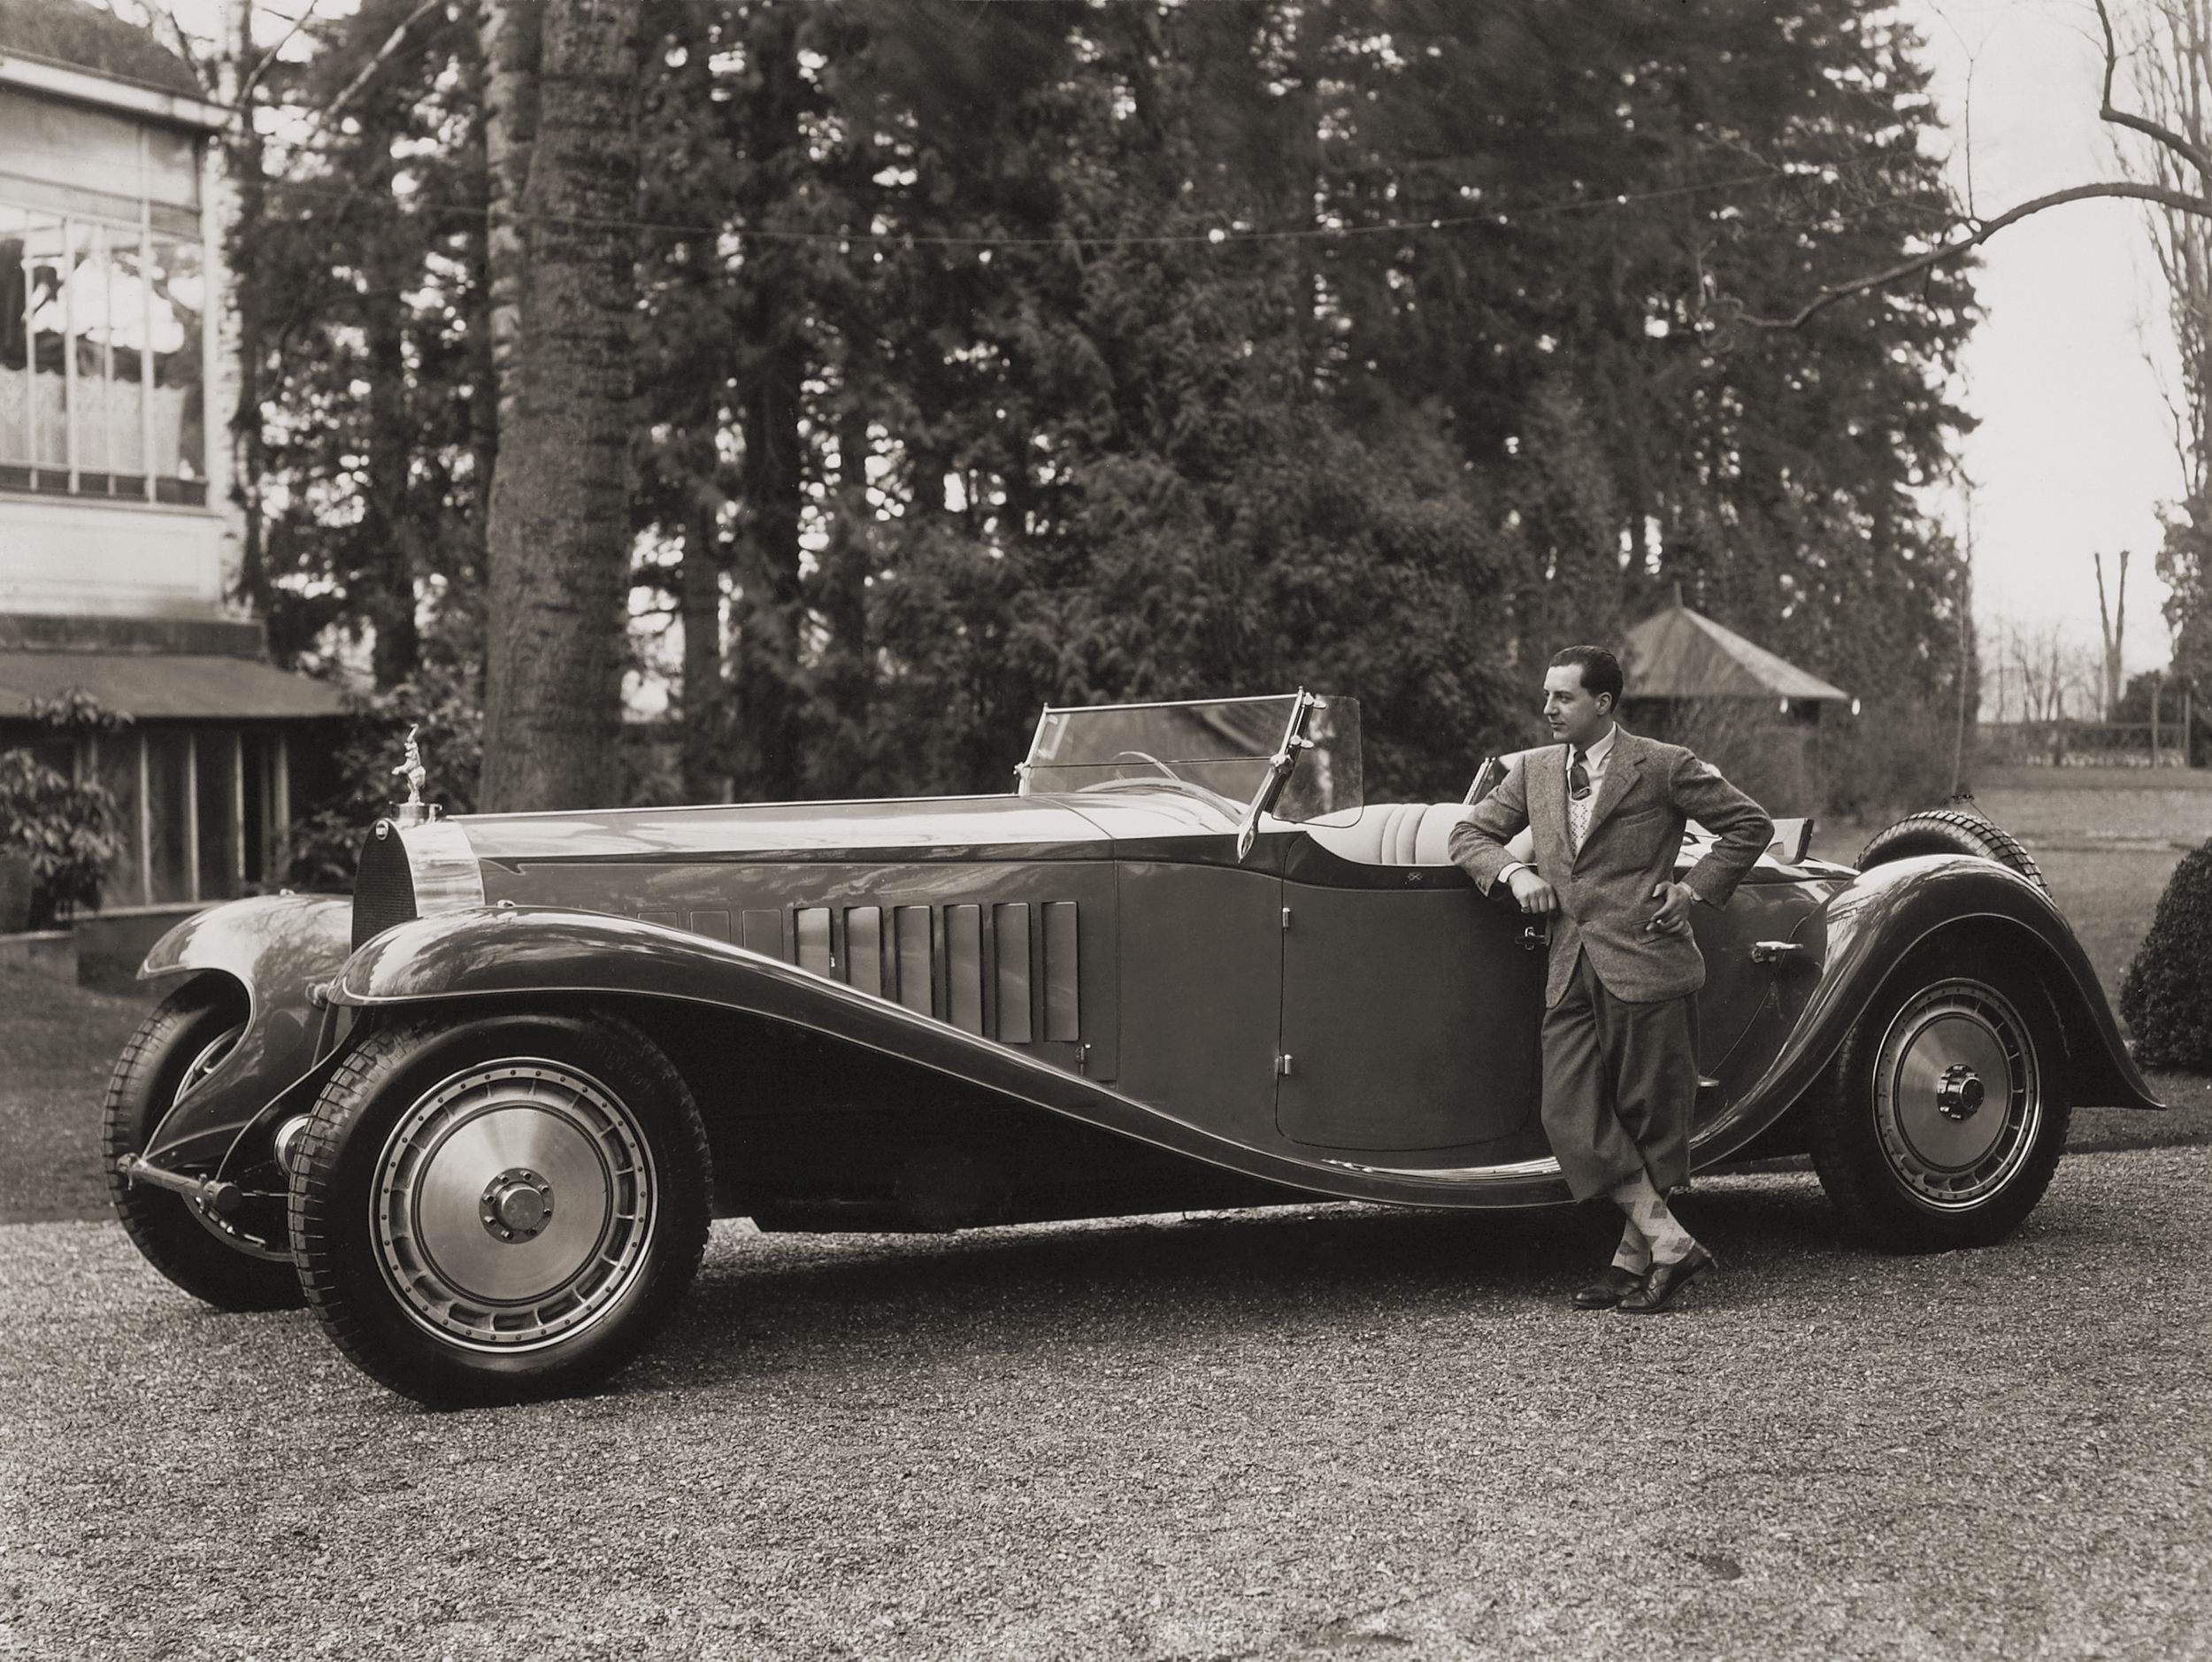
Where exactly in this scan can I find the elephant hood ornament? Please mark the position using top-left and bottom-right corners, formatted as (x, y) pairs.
(391, 724), (435, 826)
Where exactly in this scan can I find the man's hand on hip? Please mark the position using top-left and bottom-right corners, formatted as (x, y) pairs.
(1507, 866), (1558, 915)
(1647, 880), (1697, 935)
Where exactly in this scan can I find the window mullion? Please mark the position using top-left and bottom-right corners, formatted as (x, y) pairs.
(22, 231), (38, 487)
(230, 729), (245, 890)
(136, 730), (151, 906)
(139, 204), (155, 504)
(99, 222), (116, 493)
(273, 731), (291, 881)
(183, 729), (199, 904)
(62, 216), (77, 491)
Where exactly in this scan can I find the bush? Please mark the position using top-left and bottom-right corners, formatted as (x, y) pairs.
(0, 692), (131, 927)
(2120, 840), (2212, 1072)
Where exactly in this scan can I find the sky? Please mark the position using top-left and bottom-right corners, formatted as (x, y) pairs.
(1902, 0), (2187, 677)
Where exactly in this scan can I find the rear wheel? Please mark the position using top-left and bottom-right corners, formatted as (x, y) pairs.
(1856, 808), (2046, 892)
(102, 980), (305, 1311)
(1809, 950), (2070, 1251)
(288, 1011), (711, 1407)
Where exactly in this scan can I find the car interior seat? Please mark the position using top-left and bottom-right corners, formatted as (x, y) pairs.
(1302, 747), (1540, 867)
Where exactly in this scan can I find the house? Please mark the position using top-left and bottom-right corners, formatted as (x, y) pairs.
(0, 0), (342, 950)
(1618, 591), (1853, 812)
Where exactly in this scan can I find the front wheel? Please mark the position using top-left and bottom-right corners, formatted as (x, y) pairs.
(288, 1011), (711, 1407)
(1808, 951), (2070, 1252)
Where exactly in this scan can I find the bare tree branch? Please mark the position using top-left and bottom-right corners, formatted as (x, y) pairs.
(236, 0), (326, 111)
(1751, 4), (2212, 331)
(1746, 180), (2212, 330)
(2096, 0), (2212, 182)
(287, 0), (445, 155)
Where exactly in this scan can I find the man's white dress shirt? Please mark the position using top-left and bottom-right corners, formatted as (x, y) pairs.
(1499, 719), (1617, 885)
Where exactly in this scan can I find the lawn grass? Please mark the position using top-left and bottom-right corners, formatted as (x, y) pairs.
(0, 968), (155, 1223)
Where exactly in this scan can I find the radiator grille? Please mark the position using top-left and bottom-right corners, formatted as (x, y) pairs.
(350, 825), (419, 949)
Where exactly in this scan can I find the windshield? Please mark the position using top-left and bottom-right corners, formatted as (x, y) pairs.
(1019, 694), (1362, 823)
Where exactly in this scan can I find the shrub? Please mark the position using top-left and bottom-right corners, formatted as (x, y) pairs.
(2120, 840), (2212, 1072)
(0, 692), (131, 927)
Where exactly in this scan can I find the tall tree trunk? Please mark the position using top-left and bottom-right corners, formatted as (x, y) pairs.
(463, 43), (498, 589)
(223, 0), (270, 618)
(731, 4), (808, 801)
(480, 0), (640, 812)
(361, 122), (419, 688)
(2095, 548), (2129, 719)
(679, 487), (726, 803)
(810, 383), (872, 794)
(479, 0), (540, 439)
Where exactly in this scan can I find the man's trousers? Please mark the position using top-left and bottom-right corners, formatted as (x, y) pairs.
(1540, 947), (1701, 1202)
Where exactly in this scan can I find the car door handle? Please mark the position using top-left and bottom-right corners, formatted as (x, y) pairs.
(1749, 940), (1804, 964)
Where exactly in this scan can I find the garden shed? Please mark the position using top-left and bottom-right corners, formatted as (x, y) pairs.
(1618, 592), (1853, 812)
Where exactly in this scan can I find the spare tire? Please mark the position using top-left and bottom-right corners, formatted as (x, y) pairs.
(1855, 807), (2047, 893)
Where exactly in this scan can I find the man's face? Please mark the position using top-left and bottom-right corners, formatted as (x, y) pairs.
(1542, 664), (1614, 751)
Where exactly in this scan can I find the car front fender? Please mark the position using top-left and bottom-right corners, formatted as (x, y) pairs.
(136, 893), (356, 1169)
(1700, 853), (2162, 1166)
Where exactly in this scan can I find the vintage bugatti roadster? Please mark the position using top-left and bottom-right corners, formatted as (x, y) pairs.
(105, 692), (2161, 1404)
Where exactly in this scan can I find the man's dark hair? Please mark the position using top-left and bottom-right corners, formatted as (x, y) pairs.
(1550, 644), (1624, 712)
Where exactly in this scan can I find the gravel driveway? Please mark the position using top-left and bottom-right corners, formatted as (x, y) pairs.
(4, 1149), (2208, 1661)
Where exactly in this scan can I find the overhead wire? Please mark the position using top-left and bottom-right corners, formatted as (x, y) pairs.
(234, 145), (1916, 251)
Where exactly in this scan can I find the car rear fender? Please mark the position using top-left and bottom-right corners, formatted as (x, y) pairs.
(1701, 854), (2162, 1164)
(134, 893), (356, 1170)
(328, 906), (1571, 1208)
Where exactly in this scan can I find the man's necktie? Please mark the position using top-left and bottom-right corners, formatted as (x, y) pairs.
(1569, 750), (1594, 852)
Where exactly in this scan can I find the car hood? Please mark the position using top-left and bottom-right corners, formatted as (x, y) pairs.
(446, 790), (1235, 865)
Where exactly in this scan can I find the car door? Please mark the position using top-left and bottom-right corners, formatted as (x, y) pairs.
(1275, 870), (1546, 1157)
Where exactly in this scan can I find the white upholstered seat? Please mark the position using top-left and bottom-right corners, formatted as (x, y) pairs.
(1304, 801), (1535, 867)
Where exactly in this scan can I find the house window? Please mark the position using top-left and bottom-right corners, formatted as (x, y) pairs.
(0, 88), (207, 505)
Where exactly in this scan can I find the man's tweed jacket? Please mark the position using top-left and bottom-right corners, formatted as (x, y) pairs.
(1448, 728), (1773, 1008)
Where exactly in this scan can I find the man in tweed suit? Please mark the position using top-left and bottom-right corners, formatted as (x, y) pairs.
(1449, 646), (1771, 1312)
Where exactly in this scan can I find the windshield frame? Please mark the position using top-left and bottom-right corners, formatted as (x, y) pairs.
(1017, 691), (1362, 840)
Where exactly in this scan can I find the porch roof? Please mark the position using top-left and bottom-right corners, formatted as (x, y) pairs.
(0, 650), (346, 720)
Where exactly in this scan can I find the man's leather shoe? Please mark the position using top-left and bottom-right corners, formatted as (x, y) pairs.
(1617, 1243), (1717, 1314)
(1571, 1265), (1646, 1310)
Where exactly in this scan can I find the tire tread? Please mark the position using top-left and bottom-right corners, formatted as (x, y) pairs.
(1856, 808), (2047, 892)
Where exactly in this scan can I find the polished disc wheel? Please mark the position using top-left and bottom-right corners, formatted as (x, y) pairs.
(291, 1012), (711, 1407)
(1810, 951), (2071, 1253)
(1870, 980), (2040, 1212)
(373, 1062), (657, 1350)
